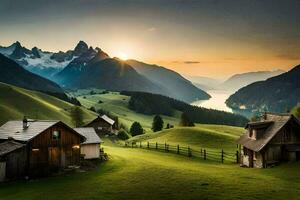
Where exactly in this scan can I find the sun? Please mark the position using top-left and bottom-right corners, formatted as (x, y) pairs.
(118, 52), (129, 60)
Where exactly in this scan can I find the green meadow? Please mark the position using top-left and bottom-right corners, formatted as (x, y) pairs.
(0, 144), (299, 200)
(0, 83), (96, 126)
(77, 92), (180, 132)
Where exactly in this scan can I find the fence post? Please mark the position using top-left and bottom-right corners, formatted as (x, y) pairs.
(204, 149), (206, 160)
(221, 149), (224, 163)
(188, 146), (192, 157)
(165, 142), (167, 151)
(177, 145), (180, 154)
(156, 142), (158, 150)
(236, 150), (239, 164)
(147, 142), (149, 149)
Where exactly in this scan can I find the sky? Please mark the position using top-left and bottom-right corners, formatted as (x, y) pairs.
(0, 0), (299, 79)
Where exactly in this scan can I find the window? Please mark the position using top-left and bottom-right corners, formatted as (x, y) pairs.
(52, 130), (61, 140)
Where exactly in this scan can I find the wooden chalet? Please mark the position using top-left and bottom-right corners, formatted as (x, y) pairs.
(85, 115), (116, 135)
(74, 127), (102, 159)
(237, 113), (300, 168)
(0, 117), (85, 181)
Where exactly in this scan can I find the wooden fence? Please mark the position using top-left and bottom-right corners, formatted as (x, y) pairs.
(124, 141), (239, 164)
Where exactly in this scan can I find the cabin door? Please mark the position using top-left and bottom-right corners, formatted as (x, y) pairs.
(249, 151), (254, 167)
(48, 147), (61, 167)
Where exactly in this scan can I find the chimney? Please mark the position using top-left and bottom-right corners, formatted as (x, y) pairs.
(23, 116), (28, 129)
(263, 112), (267, 121)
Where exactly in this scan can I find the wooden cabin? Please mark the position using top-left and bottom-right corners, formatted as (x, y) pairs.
(237, 113), (300, 168)
(74, 127), (102, 159)
(85, 115), (116, 135)
(0, 118), (85, 180)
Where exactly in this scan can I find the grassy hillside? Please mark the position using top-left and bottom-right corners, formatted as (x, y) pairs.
(0, 82), (96, 126)
(128, 125), (244, 152)
(0, 145), (299, 200)
(77, 92), (180, 132)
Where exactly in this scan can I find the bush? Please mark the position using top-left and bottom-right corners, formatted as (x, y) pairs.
(117, 129), (131, 140)
(89, 106), (96, 112)
(130, 122), (144, 136)
(180, 112), (195, 127)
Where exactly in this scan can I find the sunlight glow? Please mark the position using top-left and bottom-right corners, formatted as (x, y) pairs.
(118, 52), (129, 60)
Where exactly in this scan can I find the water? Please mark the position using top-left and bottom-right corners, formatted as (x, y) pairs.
(192, 90), (253, 118)
(191, 90), (233, 112)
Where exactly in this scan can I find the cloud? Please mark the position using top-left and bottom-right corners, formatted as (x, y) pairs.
(184, 61), (200, 64)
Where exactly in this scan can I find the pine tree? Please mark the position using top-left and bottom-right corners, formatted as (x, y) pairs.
(130, 122), (144, 136)
(152, 115), (164, 132)
(70, 106), (84, 127)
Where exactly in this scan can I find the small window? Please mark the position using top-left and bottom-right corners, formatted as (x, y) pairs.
(52, 130), (61, 140)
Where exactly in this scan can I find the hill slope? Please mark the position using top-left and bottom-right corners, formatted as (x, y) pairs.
(0, 82), (96, 126)
(226, 65), (300, 112)
(129, 125), (244, 152)
(221, 70), (284, 91)
(127, 60), (210, 102)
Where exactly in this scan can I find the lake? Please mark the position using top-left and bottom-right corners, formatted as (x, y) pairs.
(192, 90), (252, 118)
(192, 90), (233, 112)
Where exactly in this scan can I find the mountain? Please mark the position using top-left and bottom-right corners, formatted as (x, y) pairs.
(183, 75), (222, 91)
(221, 70), (284, 92)
(0, 82), (95, 126)
(56, 57), (163, 93)
(0, 53), (72, 102)
(1, 41), (210, 102)
(0, 41), (96, 78)
(226, 65), (300, 113)
(126, 60), (211, 102)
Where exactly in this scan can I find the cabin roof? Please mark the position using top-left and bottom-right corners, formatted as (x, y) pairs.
(237, 113), (300, 152)
(74, 127), (102, 144)
(86, 115), (115, 126)
(0, 140), (25, 156)
(0, 120), (85, 142)
(100, 115), (115, 125)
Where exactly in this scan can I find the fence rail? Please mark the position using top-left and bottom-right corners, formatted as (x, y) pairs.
(123, 141), (239, 164)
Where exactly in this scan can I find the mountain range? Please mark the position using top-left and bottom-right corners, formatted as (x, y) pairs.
(186, 70), (285, 92)
(0, 53), (71, 102)
(221, 70), (285, 91)
(126, 60), (211, 102)
(0, 41), (210, 103)
(226, 65), (300, 113)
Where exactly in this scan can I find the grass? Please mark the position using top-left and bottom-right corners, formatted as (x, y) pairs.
(0, 145), (299, 200)
(0, 82), (96, 126)
(128, 125), (244, 153)
(77, 92), (180, 132)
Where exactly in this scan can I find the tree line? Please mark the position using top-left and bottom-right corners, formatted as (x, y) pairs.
(121, 91), (249, 127)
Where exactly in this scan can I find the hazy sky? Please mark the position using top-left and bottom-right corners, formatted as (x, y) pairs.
(0, 0), (299, 78)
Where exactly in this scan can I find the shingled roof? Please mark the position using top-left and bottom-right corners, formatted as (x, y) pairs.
(74, 127), (102, 144)
(0, 120), (85, 142)
(0, 140), (25, 156)
(237, 113), (300, 152)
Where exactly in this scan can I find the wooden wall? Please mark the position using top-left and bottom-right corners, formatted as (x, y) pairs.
(28, 122), (82, 176)
(86, 119), (112, 135)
